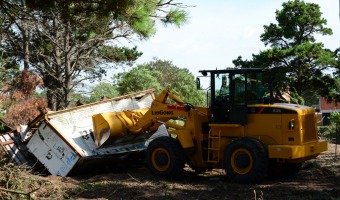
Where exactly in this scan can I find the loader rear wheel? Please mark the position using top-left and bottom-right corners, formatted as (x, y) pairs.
(224, 138), (268, 183)
(146, 137), (185, 179)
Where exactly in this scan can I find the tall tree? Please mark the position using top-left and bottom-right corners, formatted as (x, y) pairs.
(233, 0), (338, 105)
(114, 58), (206, 106)
(0, 0), (189, 110)
(0, 8), (20, 86)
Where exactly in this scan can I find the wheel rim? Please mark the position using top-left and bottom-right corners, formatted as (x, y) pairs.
(151, 147), (171, 172)
(230, 148), (253, 175)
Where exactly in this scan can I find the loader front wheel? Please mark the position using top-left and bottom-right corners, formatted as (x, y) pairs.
(224, 138), (268, 183)
(146, 137), (185, 179)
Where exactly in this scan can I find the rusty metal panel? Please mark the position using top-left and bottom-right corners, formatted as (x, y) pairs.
(0, 132), (29, 165)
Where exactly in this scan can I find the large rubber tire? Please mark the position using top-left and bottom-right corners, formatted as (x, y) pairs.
(268, 160), (302, 180)
(145, 137), (186, 179)
(224, 138), (268, 183)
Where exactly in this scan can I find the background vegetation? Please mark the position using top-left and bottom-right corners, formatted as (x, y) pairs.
(0, 0), (339, 128)
(233, 0), (340, 106)
(0, 1), (339, 199)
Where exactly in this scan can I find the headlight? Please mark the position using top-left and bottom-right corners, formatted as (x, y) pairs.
(288, 119), (295, 130)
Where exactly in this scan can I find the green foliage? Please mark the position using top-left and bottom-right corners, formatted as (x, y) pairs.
(318, 112), (340, 141)
(336, 48), (340, 77)
(289, 87), (305, 105)
(329, 112), (340, 124)
(232, 0), (338, 106)
(69, 92), (90, 107)
(25, 0), (188, 38)
(261, 0), (332, 46)
(162, 8), (188, 27)
(0, 0), (189, 110)
(0, 110), (5, 130)
(319, 123), (340, 141)
(0, 46), (20, 86)
(0, 57), (20, 79)
(114, 58), (206, 106)
(301, 89), (319, 106)
(89, 82), (119, 103)
(114, 66), (163, 94)
(99, 46), (143, 66)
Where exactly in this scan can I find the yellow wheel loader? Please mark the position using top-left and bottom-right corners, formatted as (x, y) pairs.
(92, 68), (327, 183)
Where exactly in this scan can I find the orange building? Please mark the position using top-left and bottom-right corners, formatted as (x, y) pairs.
(319, 98), (340, 125)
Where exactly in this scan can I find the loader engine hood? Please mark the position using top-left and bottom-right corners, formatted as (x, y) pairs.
(270, 103), (316, 115)
(248, 103), (316, 115)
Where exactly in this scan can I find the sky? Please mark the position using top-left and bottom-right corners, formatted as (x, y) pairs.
(124, 0), (340, 86)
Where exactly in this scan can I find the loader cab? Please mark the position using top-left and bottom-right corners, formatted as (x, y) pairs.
(198, 68), (273, 124)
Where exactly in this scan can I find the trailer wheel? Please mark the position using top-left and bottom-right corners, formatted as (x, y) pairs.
(224, 138), (268, 183)
(146, 137), (185, 179)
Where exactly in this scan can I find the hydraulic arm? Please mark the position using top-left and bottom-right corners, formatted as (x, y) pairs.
(92, 89), (197, 147)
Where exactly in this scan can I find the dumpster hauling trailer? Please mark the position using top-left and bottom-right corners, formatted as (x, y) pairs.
(26, 89), (157, 176)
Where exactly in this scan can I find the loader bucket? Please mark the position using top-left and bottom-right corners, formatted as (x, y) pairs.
(92, 108), (149, 147)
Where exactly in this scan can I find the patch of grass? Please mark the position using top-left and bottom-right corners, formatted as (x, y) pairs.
(69, 179), (124, 199)
(160, 182), (177, 200)
(75, 180), (111, 193)
(0, 161), (67, 199)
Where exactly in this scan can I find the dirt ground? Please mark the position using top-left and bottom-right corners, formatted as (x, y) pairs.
(37, 143), (340, 200)
(1, 142), (339, 200)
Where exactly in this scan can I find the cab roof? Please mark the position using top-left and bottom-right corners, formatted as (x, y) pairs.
(199, 68), (269, 76)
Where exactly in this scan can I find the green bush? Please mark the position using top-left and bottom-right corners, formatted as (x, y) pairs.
(318, 126), (329, 135)
(319, 112), (340, 141)
(329, 111), (340, 124)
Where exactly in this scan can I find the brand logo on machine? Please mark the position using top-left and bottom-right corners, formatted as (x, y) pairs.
(152, 110), (174, 115)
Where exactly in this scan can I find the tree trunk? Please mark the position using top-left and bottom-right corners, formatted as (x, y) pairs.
(46, 89), (57, 111)
(23, 29), (30, 70)
(21, 0), (29, 71)
(45, 17), (66, 111)
(63, 20), (71, 109)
